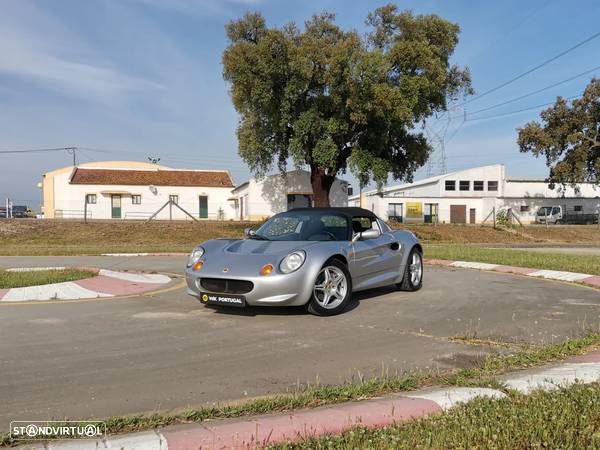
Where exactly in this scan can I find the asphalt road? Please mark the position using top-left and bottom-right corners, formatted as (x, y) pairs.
(1, 256), (599, 430)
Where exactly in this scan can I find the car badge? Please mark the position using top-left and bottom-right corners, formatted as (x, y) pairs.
(222, 267), (229, 273)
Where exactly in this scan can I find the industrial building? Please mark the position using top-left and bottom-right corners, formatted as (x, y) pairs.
(349, 164), (600, 224)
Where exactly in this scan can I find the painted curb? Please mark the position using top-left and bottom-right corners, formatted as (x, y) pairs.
(0, 269), (172, 302)
(425, 258), (600, 289)
(17, 351), (600, 450)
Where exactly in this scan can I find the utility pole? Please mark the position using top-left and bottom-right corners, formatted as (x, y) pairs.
(65, 147), (77, 166)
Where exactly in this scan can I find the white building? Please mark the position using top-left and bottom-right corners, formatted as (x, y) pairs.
(349, 164), (600, 224)
(42, 161), (236, 220)
(231, 169), (349, 221)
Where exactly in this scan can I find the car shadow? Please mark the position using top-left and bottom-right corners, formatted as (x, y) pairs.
(205, 285), (399, 317)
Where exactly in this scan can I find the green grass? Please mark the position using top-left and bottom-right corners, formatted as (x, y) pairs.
(270, 382), (600, 450)
(2, 333), (599, 446)
(426, 244), (600, 276)
(0, 268), (96, 289)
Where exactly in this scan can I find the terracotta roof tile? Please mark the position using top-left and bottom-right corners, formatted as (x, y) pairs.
(70, 168), (234, 188)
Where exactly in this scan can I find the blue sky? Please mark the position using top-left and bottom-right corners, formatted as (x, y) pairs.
(1, 0), (600, 207)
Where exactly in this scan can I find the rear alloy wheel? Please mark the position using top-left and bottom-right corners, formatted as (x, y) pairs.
(397, 247), (423, 291)
(307, 259), (352, 316)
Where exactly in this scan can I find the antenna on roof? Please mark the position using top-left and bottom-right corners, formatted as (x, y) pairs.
(148, 156), (161, 164)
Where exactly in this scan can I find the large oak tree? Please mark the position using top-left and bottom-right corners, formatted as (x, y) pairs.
(222, 5), (472, 206)
(518, 78), (600, 188)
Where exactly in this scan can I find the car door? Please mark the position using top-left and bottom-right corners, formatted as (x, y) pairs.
(350, 217), (399, 290)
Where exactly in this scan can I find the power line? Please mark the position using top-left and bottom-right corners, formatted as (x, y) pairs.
(467, 64), (600, 116)
(461, 29), (600, 106)
(0, 147), (72, 154)
(466, 94), (580, 122)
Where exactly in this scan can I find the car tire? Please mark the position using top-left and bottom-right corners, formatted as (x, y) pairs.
(307, 259), (353, 316)
(397, 247), (423, 291)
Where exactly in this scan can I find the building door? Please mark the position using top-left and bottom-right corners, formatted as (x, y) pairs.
(111, 195), (121, 219)
(199, 196), (208, 219)
(424, 204), (438, 224)
(450, 204), (466, 224)
(469, 208), (476, 224)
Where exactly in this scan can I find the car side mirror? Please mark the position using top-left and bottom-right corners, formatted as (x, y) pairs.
(244, 228), (256, 238)
(354, 229), (381, 241)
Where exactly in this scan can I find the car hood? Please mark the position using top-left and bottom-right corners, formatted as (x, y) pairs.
(223, 239), (316, 256)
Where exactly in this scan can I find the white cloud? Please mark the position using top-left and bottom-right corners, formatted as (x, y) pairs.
(0, 2), (164, 105)
(125, 0), (263, 15)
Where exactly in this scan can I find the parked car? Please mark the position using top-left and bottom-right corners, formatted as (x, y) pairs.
(535, 205), (599, 225)
(0, 207), (6, 219)
(186, 207), (423, 316)
(11, 206), (32, 218)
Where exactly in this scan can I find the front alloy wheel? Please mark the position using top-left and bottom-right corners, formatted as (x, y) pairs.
(307, 259), (352, 316)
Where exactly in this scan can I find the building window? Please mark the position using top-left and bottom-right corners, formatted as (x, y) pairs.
(169, 195), (179, 204)
(445, 180), (456, 191)
(574, 205), (583, 212)
(388, 203), (403, 223)
(347, 186), (354, 196)
(459, 181), (470, 191)
(487, 181), (498, 191)
(86, 194), (97, 204)
(520, 205), (530, 212)
(473, 181), (484, 191)
(132, 195), (141, 205)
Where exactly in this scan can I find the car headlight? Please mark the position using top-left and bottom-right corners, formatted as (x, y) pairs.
(279, 251), (306, 274)
(187, 247), (205, 267)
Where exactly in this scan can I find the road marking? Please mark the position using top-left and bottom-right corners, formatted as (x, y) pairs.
(99, 269), (171, 284)
(408, 387), (506, 410)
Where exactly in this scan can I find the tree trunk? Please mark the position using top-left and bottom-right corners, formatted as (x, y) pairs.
(310, 167), (335, 207)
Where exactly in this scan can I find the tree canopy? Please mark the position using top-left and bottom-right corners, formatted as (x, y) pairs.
(222, 4), (472, 205)
(518, 78), (600, 188)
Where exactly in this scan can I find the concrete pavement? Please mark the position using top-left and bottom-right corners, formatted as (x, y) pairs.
(1, 256), (600, 432)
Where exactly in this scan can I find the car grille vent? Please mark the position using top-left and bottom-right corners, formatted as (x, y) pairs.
(200, 278), (254, 294)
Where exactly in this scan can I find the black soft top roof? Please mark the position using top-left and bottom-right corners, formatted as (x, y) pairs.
(289, 207), (377, 219)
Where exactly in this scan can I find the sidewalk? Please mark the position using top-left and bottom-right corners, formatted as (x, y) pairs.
(0, 268), (173, 302)
(425, 258), (600, 289)
(16, 350), (600, 449)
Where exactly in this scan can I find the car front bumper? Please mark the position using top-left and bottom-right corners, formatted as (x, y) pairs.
(185, 264), (316, 307)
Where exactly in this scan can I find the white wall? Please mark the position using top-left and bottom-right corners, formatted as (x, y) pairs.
(52, 171), (236, 220)
(233, 170), (348, 220)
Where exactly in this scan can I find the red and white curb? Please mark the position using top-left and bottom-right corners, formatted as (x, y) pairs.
(18, 351), (600, 450)
(426, 259), (600, 289)
(0, 268), (172, 302)
(101, 253), (187, 257)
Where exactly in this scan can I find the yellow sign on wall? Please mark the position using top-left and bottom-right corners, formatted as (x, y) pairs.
(406, 202), (423, 218)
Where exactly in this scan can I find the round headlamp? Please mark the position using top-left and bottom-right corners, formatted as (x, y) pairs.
(279, 251), (306, 274)
(187, 247), (205, 267)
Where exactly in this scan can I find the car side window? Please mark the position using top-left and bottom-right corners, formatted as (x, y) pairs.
(352, 217), (379, 234)
(551, 207), (560, 215)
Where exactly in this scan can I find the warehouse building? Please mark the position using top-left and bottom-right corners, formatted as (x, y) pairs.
(231, 169), (349, 220)
(349, 164), (600, 224)
(41, 161), (236, 220)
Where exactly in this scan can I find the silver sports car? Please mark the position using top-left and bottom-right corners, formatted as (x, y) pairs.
(185, 207), (423, 316)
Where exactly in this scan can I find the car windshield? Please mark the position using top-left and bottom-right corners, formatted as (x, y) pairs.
(254, 210), (350, 241)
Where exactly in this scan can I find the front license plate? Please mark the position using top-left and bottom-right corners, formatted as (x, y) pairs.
(200, 292), (246, 307)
